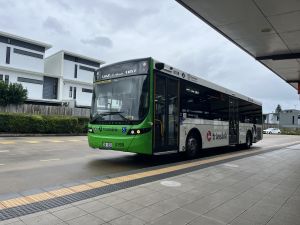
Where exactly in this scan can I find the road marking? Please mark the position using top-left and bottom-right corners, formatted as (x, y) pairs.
(40, 158), (60, 162)
(1, 141), (300, 211)
(68, 140), (81, 142)
(0, 164), (5, 166)
(25, 141), (40, 144)
(0, 141), (15, 145)
(0, 150), (10, 153)
(223, 163), (239, 168)
(49, 140), (64, 143)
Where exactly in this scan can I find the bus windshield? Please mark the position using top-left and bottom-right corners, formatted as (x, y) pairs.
(90, 75), (149, 124)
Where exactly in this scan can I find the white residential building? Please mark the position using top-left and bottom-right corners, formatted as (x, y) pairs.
(0, 31), (105, 108)
(45, 50), (105, 108)
(0, 31), (52, 101)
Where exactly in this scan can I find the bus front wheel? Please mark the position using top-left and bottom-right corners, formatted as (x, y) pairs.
(185, 133), (200, 158)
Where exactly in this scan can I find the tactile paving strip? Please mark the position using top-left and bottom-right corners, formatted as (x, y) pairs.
(0, 144), (296, 221)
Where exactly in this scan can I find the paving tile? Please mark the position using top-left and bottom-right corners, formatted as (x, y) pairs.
(130, 206), (164, 222)
(189, 215), (226, 225)
(148, 200), (179, 215)
(47, 204), (74, 213)
(76, 200), (109, 213)
(21, 213), (63, 225)
(0, 218), (22, 225)
(113, 200), (144, 213)
(234, 201), (281, 224)
(99, 196), (126, 206)
(109, 215), (145, 225)
(229, 217), (260, 225)
(0, 220), (25, 225)
(91, 207), (125, 222)
(115, 191), (142, 200)
(149, 208), (199, 225)
(182, 190), (237, 215)
(66, 214), (105, 225)
(52, 206), (87, 221)
(131, 192), (169, 207)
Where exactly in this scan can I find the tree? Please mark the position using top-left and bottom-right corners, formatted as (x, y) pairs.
(0, 81), (28, 106)
(275, 104), (282, 113)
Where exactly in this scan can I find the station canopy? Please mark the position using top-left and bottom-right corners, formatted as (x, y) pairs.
(176, 0), (300, 91)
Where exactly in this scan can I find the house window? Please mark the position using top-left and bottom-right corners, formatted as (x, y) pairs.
(17, 77), (43, 84)
(6, 47), (11, 64)
(69, 86), (73, 98)
(74, 64), (78, 78)
(82, 88), (93, 93)
(14, 48), (43, 59)
(0, 74), (3, 81)
(73, 87), (77, 99)
(5, 75), (9, 84)
(292, 116), (295, 124)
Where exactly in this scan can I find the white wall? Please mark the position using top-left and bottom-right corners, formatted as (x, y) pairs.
(63, 59), (96, 83)
(0, 43), (6, 65)
(0, 42), (44, 73)
(10, 47), (44, 73)
(0, 68), (43, 100)
(44, 53), (62, 76)
(63, 81), (93, 107)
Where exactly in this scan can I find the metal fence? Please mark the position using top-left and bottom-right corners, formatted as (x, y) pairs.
(0, 104), (90, 117)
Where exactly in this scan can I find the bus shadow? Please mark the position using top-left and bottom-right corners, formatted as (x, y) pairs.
(87, 145), (262, 172)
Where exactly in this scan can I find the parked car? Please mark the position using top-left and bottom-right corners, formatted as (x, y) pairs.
(263, 128), (281, 134)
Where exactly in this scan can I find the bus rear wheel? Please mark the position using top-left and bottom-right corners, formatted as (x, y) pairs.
(185, 134), (200, 158)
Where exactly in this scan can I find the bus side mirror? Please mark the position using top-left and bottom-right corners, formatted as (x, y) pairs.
(155, 63), (165, 70)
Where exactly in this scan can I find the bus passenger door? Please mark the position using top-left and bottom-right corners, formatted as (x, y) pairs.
(229, 97), (239, 145)
(154, 73), (179, 153)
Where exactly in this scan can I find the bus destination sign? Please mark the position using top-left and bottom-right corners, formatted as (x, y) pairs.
(95, 60), (149, 81)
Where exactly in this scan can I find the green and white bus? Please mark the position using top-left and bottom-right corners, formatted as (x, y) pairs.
(88, 58), (262, 157)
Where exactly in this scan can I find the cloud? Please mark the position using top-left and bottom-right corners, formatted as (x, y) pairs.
(1, 0), (298, 113)
(81, 36), (113, 48)
(43, 16), (70, 35)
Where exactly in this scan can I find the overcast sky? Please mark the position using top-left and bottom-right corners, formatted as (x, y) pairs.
(0, 0), (298, 113)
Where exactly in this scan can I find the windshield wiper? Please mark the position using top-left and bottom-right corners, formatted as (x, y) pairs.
(90, 113), (104, 123)
(102, 111), (130, 121)
(91, 111), (130, 123)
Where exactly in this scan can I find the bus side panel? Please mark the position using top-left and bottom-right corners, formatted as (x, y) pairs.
(239, 123), (263, 144)
(179, 119), (229, 151)
(239, 123), (252, 144)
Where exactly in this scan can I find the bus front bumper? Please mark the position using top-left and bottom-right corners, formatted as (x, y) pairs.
(88, 132), (152, 155)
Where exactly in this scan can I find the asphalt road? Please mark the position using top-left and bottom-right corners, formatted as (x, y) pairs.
(0, 134), (300, 195)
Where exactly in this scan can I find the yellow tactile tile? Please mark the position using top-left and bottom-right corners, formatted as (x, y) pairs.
(1, 197), (31, 208)
(69, 184), (92, 192)
(48, 188), (75, 197)
(87, 181), (109, 189)
(102, 178), (123, 185)
(26, 192), (55, 203)
(0, 202), (6, 210)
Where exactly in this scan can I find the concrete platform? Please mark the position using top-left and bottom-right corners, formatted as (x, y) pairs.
(1, 143), (299, 225)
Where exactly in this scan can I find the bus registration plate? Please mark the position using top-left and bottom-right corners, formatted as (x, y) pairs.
(103, 142), (112, 149)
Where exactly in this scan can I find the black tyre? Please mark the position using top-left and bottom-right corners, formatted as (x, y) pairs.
(245, 132), (252, 149)
(185, 133), (200, 158)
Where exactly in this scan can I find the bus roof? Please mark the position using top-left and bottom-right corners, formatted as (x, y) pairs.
(97, 57), (262, 106)
(152, 58), (262, 106)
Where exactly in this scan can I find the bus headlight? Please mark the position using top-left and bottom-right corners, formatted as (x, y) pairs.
(88, 128), (94, 133)
(127, 128), (151, 135)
